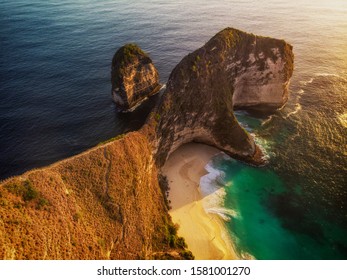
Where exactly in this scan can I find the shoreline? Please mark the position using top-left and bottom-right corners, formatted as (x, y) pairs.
(162, 143), (238, 260)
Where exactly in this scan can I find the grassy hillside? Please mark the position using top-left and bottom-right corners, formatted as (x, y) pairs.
(0, 131), (191, 259)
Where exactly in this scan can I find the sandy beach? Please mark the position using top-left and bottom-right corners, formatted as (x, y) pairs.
(162, 143), (238, 260)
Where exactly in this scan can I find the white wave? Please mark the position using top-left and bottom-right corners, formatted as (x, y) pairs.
(234, 111), (254, 132)
(299, 77), (314, 86)
(251, 133), (272, 161)
(220, 153), (232, 161)
(200, 162), (226, 197)
(200, 160), (240, 223)
(124, 98), (148, 112)
(284, 102), (302, 119)
(241, 251), (256, 260)
(235, 117), (251, 132)
(315, 72), (347, 82)
(200, 158), (257, 260)
(206, 207), (239, 221)
(297, 89), (304, 94)
(234, 110), (248, 116)
(315, 72), (341, 78)
(261, 114), (274, 126)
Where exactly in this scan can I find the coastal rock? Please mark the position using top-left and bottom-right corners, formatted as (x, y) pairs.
(111, 44), (161, 111)
(230, 31), (294, 112)
(145, 28), (294, 166)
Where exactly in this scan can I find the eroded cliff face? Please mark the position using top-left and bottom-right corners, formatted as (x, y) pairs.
(111, 44), (161, 111)
(0, 132), (191, 260)
(230, 31), (294, 111)
(147, 28), (293, 166)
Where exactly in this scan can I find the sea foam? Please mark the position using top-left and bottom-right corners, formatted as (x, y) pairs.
(284, 102), (302, 119)
(199, 156), (255, 259)
(200, 159), (239, 221)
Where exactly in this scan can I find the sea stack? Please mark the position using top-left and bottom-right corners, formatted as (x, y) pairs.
(147, 28), (294, 166)
(111, 44), (161, 111)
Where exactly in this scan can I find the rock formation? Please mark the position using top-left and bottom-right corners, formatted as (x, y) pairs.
(230, 31), (294, 112)
(146, 28), (294, 166)
(0, 28), (294, 259)
(111, 44), (161, 111)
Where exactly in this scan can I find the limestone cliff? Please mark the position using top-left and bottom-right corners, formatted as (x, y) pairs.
(146, 28), (293, 166)
(111, 44), (161, 111)
(229, 30), (294, 111)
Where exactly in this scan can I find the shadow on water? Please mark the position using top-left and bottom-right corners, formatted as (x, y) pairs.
(116, 93), (161, 133)
(0, 93), (160, 181)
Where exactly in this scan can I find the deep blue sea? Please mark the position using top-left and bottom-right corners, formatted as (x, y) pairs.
(0, 0), (346, 259)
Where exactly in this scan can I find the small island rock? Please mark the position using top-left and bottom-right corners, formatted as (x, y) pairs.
(111, 44), (161, 111)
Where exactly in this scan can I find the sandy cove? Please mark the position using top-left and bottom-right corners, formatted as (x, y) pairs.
(162, 143), (237, 260)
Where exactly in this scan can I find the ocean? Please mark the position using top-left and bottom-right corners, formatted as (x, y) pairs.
(0, 0), (346, 259)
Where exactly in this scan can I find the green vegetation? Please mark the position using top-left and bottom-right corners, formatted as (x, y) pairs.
(4, 179), (51, 211)
(191, 54), (202, 73)
(114, 43), (146, 66)
(123, 43), (146, 60)
(158, 174), (170, 209)
(179, 250), (194, 260)
(226, 29), (241, 49)
(112, 43), (148, 79)
(163, 223), (188, 249)
(5, 180), (38, 202)
(36, 197), (49, 210)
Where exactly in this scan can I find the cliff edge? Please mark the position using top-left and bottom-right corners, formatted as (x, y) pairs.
(146, 28), (293, 166)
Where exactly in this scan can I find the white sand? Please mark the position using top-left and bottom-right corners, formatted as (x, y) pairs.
(162, 143), (237, 260)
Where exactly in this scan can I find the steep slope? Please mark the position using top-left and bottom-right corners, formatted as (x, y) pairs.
(0, 132), (190, 259)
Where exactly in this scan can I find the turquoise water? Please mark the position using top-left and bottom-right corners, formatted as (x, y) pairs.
(205, 109), (347, 259)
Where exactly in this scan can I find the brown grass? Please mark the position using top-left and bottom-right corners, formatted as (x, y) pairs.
(0, 131), (190, 259)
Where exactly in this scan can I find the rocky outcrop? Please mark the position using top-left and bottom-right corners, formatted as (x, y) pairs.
(230, 31), (294, 112)
(145, 28), (293, 166)
(111, 44), (161, 111)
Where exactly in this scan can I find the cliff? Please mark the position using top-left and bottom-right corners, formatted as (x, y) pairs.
(0, 132), (191, 259)
(146, 28), (293, 166)
(0, 28), (293, 259)
(111, 44), (161, 111)
(229, 30), (294, 111)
